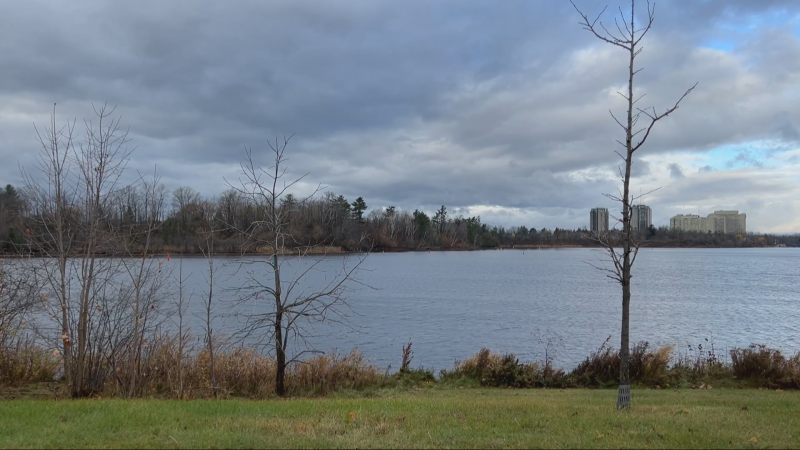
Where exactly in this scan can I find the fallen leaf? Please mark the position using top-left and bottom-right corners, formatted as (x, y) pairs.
(749, 437), (758, 443)
(349, 412), (356, 421)
(597, 434), (604, 439)
(683, 409), (690, 414)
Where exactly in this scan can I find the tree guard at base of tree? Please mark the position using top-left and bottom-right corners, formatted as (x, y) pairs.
(617, 384), (631, 410)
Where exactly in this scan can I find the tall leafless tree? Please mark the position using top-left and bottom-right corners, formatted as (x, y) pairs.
(118, 169), (168, 397)
(22, 103), (137, 397)
(173, 256), (191, 399)
(198, 198), (219, 397)
(571, 0), (696, 409)
(228, 137), (370, 397)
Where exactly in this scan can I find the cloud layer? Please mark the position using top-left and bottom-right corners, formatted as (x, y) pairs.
(2, 0), (800, 232)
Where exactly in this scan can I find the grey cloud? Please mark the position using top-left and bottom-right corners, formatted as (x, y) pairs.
(652, 170), (794, 210)
(699, 165), (715, 173)
(726, 151), (765, 168)
(631, 160), (651, 178)
(668, 164), (685, 179)
(2, 0), (800, 230)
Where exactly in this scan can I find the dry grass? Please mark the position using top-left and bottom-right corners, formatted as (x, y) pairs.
(106, 338), (383, 399)
(5, 335), (800, 399)
(0, 333), (60, 386)
(730, 345), (800, 389)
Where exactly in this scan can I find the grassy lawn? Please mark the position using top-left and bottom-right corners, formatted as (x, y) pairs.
(1, 388), (799, 449)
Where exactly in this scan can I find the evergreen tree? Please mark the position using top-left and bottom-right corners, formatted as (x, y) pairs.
(432, 205), (447, 234)
(413, 209), (430, 240)
(336, 195), (350, 214)
(351, 197), (367, 222)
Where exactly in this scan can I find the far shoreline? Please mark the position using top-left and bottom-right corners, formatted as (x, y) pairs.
(1, 243), (795, 259)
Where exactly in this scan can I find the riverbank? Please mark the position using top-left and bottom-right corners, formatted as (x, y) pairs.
(3, 242), (795, 258)
(1, 388), (796, 448)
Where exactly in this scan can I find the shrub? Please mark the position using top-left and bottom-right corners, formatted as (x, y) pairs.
(567, 337), (618, 387)
(567, 338), (675, 387)
(0, 333), (59, 385)
(672, 340), (732, 385)
(730, 344), (800, 388)
(441, 348), (564, 388)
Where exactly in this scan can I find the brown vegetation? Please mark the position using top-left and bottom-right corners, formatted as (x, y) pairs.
(3, 337), (800, 398)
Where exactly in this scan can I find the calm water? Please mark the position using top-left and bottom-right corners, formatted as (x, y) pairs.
(169, 248), (800, 371)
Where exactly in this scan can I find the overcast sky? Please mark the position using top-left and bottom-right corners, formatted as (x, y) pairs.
(2, 1), (800, 232)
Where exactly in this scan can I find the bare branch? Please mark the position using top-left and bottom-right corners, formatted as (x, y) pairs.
(633, 82), (697, 153)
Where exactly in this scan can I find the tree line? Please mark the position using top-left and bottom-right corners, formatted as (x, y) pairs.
(2, 181), (796, 255)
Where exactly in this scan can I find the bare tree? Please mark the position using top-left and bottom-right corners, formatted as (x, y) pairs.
(174, 256), (191, 399)
(197, 199), (219, 397)
(228, 137), (369, 397)
(22, 103), (136, 397)
(0, 259), (42, 366)
(171, 186), (201, 237)
(118, 169), (168, 397)
(571, 0), (695, 409)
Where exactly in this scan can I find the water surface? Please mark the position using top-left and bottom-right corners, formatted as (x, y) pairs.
(173, 248), (800, 371)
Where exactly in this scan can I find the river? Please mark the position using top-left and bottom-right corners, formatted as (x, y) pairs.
(154, 247), (800, 372)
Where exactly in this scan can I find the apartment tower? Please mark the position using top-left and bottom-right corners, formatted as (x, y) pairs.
(590, 207), (610, 234)
(631, 204), (652, 232)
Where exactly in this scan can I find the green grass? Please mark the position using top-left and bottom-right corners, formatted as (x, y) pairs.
(1, 388), (799, 448)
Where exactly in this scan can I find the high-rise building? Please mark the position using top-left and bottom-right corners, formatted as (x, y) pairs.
(670, 210), (746, 234)
(631, 204), (652, 232)
(670, 214), (706, 232)
(590, 207), (609, 234)
(705, 210), (746, 234)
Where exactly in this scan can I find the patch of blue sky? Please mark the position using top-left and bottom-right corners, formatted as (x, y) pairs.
(687, 140), (792, 171)
(718, 9), (795, 32)
(702, 40), (736, 52)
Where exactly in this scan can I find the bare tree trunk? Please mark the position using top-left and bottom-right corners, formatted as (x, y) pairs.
(206, 252), (217, 398)
(273, 253), (285, 396)
(200, 200), (218, 397)
(177, 257), (186, 399)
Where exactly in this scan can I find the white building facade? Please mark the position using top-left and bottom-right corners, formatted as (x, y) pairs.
(670, 210), (746, 234)
(670, 214), (706, 232)
(706, 210), (746, 234)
